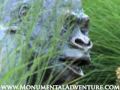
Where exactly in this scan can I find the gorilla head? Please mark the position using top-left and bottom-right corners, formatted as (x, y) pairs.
(32, 0), (93, 84)
(0, 0), (93, 84)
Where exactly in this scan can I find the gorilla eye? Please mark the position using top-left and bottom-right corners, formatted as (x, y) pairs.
(64, 14), (77, 29)
(80, 18), (89, 34)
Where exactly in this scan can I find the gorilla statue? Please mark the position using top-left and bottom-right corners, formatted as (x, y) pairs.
(0, 0), (93, 84)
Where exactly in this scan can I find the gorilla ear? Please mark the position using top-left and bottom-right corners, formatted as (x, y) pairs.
(18, 3), (30, 18)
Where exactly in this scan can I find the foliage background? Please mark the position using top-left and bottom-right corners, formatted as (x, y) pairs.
(82, 0), (120, 84)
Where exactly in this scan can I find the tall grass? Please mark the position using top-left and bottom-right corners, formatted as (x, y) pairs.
(0, 0), (120, 85)
(80, 0), (120, 84)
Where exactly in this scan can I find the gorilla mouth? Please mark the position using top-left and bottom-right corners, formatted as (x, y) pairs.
(66, 64), (84, 76)
(59, 57), (91, 76)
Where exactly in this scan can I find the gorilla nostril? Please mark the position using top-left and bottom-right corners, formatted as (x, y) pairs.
(75, 39), (90, 46)
(75, 39), (84, 46)
(87, 41), (91, 46)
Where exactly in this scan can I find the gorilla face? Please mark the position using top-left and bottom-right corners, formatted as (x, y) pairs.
(48, 11), (93, 84)
(61, 11), (92, 60)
